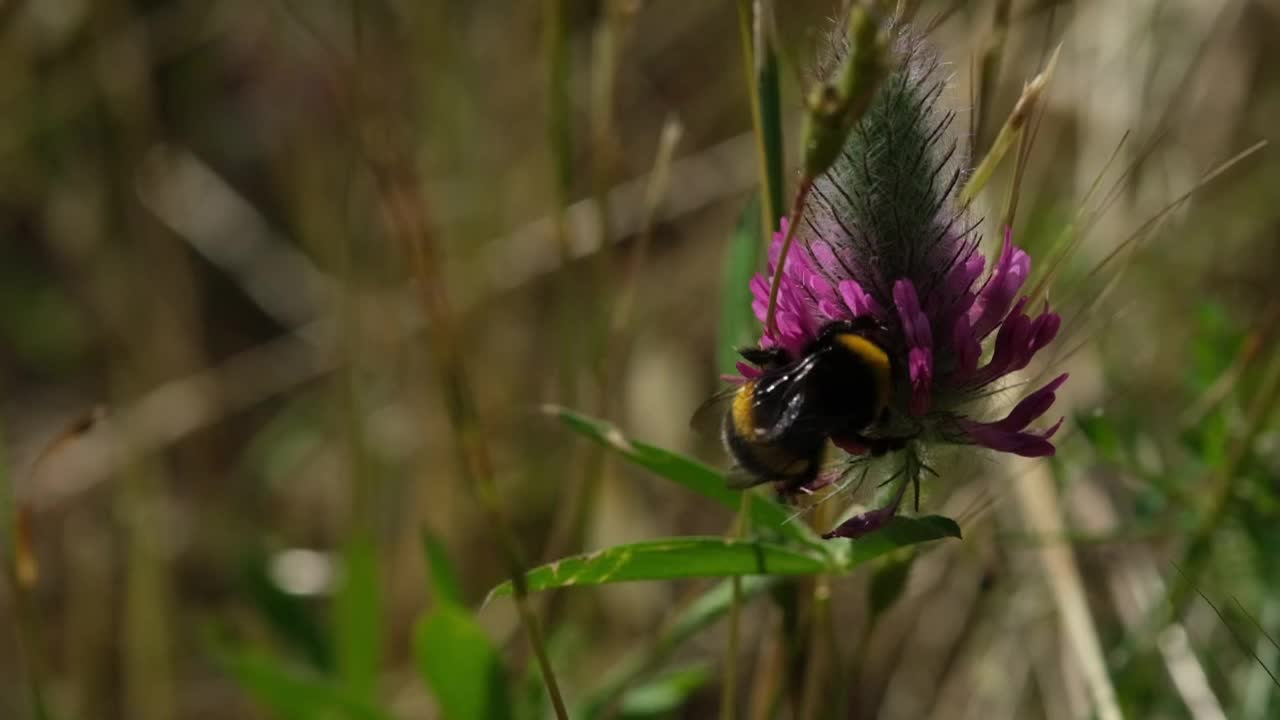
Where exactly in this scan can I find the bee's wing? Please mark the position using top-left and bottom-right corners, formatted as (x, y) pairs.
(748, 353), (825, 442)
(689, 350), (825, 442)
(689, 385), (738, 438)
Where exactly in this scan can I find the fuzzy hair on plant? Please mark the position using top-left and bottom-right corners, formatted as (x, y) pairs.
(733, 26), (1066, 539)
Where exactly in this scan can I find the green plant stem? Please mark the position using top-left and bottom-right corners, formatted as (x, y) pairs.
(736, 0), (785, 233)
(799, 575), (833, 720)
(544, 0), (579, 408)
(372, 170), (569, 720)
(721, 492), (753, 720)
(545, 0), (572, 257)
(726, 5), (781, 709)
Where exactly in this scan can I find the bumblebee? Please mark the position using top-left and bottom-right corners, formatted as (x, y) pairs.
(694, 320), (904, 494)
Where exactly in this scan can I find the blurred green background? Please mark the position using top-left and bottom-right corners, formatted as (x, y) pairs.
(1, 0), (1279, 718)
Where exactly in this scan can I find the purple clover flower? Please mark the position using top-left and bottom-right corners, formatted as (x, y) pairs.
(729, 30), (1066, 539)
(739, 220), (1066, 538)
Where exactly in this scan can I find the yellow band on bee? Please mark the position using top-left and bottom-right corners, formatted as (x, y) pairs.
(732, 382), (757, 435)
(834, 334), (891, 416)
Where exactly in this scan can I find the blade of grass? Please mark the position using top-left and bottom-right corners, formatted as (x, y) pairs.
(415, 605), (514, 720)
(335, 533), (381, 701)
(542, 405), (821, 547)
(215, 645), (397, 720)
(423, 528), (466, 608)
(239, 550), (333, 671)
(487, 538), (832, 599)
(618, 664), (712, 718)
(493, 514), (960, 599)
(334, 94), (382, 700)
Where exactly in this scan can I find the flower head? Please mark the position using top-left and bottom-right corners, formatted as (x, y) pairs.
(734, 30), (1066, 539)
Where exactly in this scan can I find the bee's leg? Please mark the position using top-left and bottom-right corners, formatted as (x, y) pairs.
(832, 432), (908, 457)
(738, 346), (790, 369)
(831, 434), (872, 456)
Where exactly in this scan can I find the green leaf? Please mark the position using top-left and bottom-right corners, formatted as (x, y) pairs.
(718, 196), (763, 375)
(619, 664), (711, 719)
(239, 549), (333, 671)
(543, 405), (822, 547)
(215, 645), (396, 720)
(415, 605), (513, 720)
(335, 534), (381, 701)
(488, 538), (830, 600)
(839, 515), (962, 569)
(423, 529), (465, 607)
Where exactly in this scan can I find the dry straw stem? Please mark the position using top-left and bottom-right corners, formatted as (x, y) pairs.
(959, 44), (1060, 209)
(722, 492), (754, 720)
(369, 166), (569, 718)
(1014, 460), (1123, 720)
